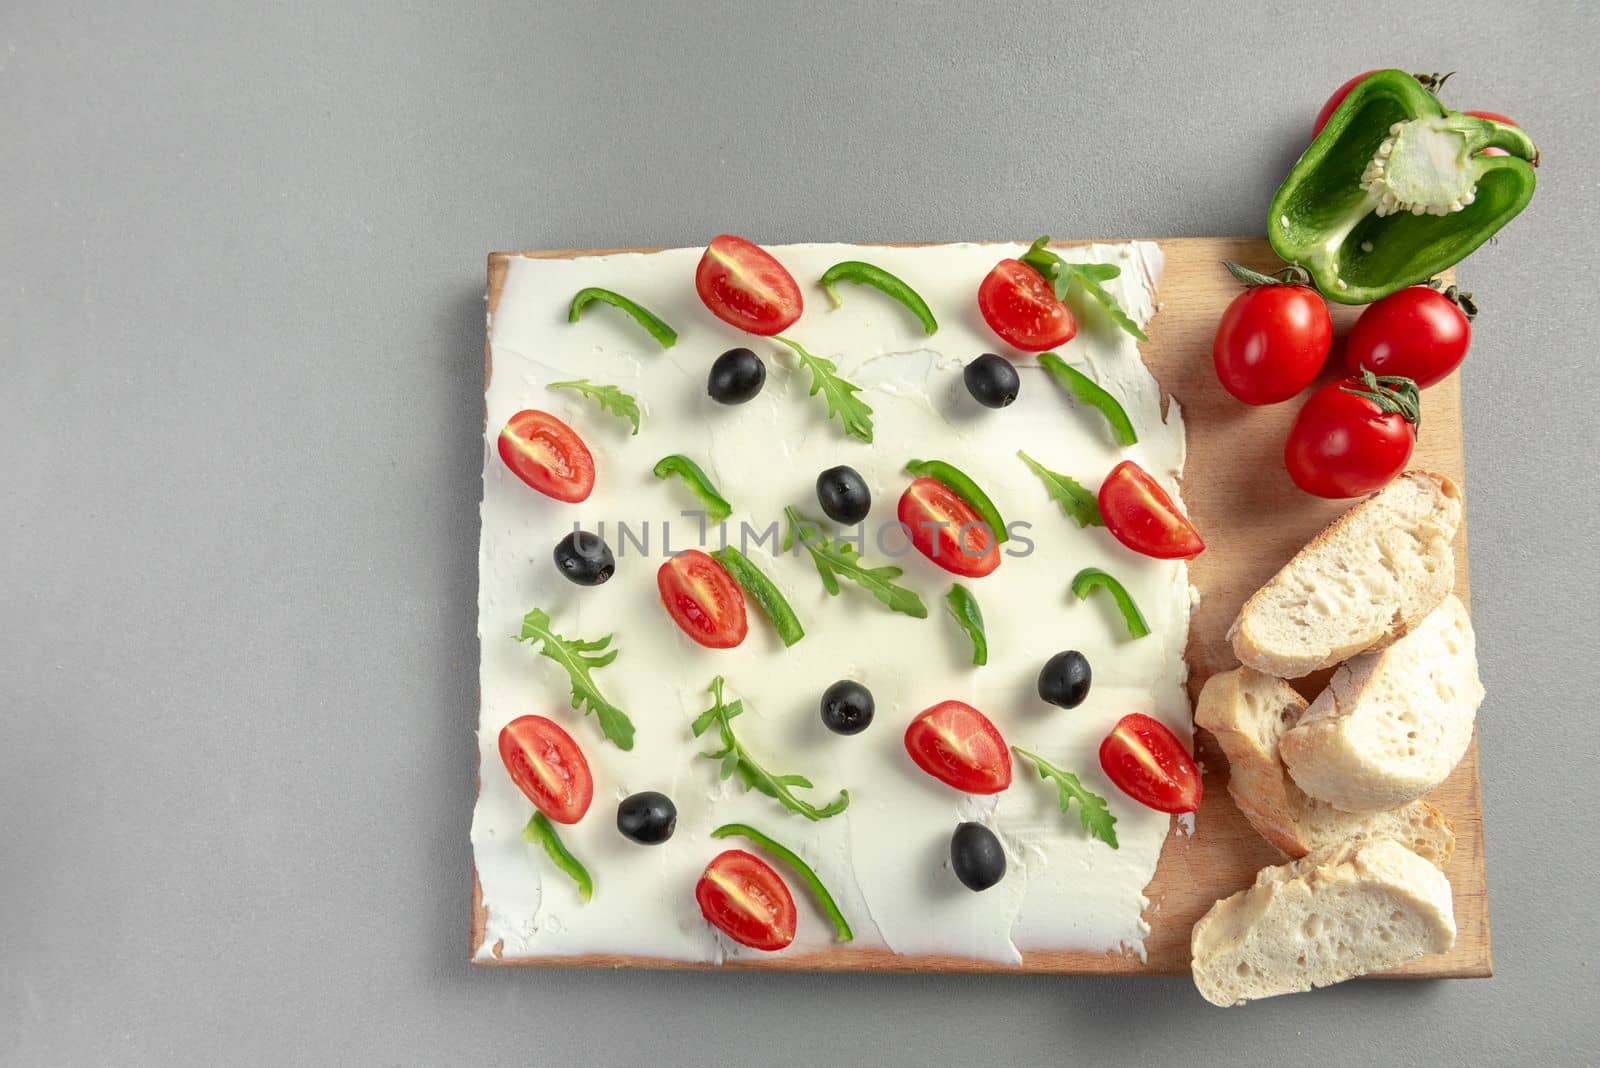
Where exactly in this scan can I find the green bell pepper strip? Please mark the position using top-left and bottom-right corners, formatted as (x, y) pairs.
(712, 546), (805, 647)
(710, 822), (853, 943)
(817, 261), (938, 336)
(905, 459), (1009, 545)
(944, 584), (988, 666)
(568, 287), (679, 349)
(1268, 68), (1539, 305)
(522, 812), (594, 902)
(1037, 353), (1138, 447)
(1071, 567), (1150, 640)
(652, 454), (733, 523)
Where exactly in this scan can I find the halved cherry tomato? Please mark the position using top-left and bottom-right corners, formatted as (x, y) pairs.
(696, 849), (797, 951)
(904, 701), (1012, 794)
(1098, 461), (1204, 560)
(977, 259), (1077, 352)
(498, 715), (594, 825)
(1312, 70), (1379, 137)
(1284, 376), (1417, 499)
(1464, 109), (1518, 157)
(497, 410), (595, 503)
(657, 549), (748, 649)
(1345, 285), (1471, 388)
(1098, 712), (1201, 814)
(896, 477), (1000, 578)
(1212, 282), (1332, 405)
(694, 235), (803, 336)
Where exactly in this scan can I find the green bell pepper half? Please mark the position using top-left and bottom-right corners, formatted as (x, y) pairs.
(1268, 69), (1539, 304)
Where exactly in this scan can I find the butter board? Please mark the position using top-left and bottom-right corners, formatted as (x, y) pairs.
(473, 237), (1488, 978)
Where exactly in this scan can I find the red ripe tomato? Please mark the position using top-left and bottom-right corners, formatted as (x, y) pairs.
(904, 701), (1013, 794)
(657, 549), (748, 649)
(1212, 283), (1332, 405)
(498, 715), (594, 825)
(1098, 713), (1201, 814)
(696, 849), (797, 951)
(694, 234), (803, 336)
(1098, 461), (1205, 560)
(497, 410), (595, 503)
(1313, 70), (1380, 137)
(1464, 109), (1518, 157)
(1285, 375), (1419, 498)
(896, 478), (1001, 578)
(977, 259), (1077, 352)
(1345, 286), (1471, 388)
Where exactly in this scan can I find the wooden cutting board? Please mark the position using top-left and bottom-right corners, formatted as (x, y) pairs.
(473, 237), (1489, 978)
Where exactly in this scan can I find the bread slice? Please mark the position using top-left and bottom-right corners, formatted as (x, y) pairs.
(1281, 595), (1482, 813)
(1228, 471), (1462, 678)
(1191, 838), (1456, 1006)
(1195, 667), (1455, 867)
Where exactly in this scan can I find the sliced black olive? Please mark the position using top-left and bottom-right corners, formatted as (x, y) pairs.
(553, 530), (615, 586)
(1037, 650), (1092, 709)
(708, 347), (766, 404)
(963, 353), (1020, 409)
(616, 791), (677, 845)
(820, 679), (874, 735)
(816, 465), (871, 524)
(950, 822), (1006, 891)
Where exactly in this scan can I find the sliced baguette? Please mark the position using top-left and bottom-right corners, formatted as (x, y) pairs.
(1228, 471), (1462, 678)
(1191, 838), (1456, 1006)
(1195, 667), (1455, 867)
(1281, 595), (1482, 813)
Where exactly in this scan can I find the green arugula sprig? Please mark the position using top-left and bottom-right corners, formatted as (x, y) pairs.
(1020, 236), (1148, 342)
(523, 812), (594, 901)
(1017, 451), (1104, 529)
(692, 677), (849, 821)
(782, 507), (928, 619)
(944, 584), (987, 666)
(1012, 746), (1119, 849)
(516, 607), (636, 750)
(774, 336), (874, 443)
(548, 379), (642, 435)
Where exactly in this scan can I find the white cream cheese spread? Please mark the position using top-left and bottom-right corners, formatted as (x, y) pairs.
(474, 241), (1191, 964)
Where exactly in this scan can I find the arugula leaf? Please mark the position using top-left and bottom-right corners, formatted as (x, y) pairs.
(773, 336), (874, 442)
(653, 454), (733, 523)
(1017, 450), (1104, 529)
(1012, 746), (1119, 849)
(693, 677), (849, 821)
(516, 607), (635, 750)
(523, 812), (594, 901)
(944, 584), (987, 666)
(547, 379), (642, 435)
(1020, 236), (1148, 342)
(782, 507), (928, 619)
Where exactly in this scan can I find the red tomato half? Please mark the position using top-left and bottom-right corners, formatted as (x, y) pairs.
(1464, 109), (1518, 157)
(1098, 461), (1205, 560)
(497, 410), (595, 503)
(498, 715), (594, 825)
(696, 849), (797, 952)
(657, 549), (748, 649)
(1345, 286), (1471, 389)
(904, 701), (1013, 794)
(1312, 70), (1380, 137)
(1212, 284), (1332, 405)
(695, 234), (803, 336)
(1284, 378), (1417, 498)
(977, 259), (1077, 352)
(896, 477), (1001, 578)
(1098, 713), (1201, 814)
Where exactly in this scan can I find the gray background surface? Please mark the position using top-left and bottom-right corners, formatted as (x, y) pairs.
(4, 1), (1597, 1064)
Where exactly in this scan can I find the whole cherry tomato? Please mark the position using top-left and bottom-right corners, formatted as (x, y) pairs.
(1284, 372), (1420, 498)
(1345, 285), (1472, 388)
(1213, 274), (1332, 405)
